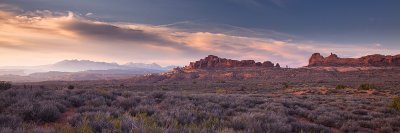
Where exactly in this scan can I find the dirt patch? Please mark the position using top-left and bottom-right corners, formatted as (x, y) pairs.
(318, 88), (329, 95)
(293, 90), (307, 95)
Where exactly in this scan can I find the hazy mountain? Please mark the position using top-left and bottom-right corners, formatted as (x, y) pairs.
(50, 60), (121, 72)
(0, 60), (179, 82)
(124, 62), (170, 70)
(0, 60), (177, 76)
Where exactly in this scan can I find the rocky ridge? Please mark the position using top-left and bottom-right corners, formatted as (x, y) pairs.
(183, 55), (280, 69)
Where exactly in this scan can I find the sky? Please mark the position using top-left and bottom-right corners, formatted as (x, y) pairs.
(0, 0), (399, 67)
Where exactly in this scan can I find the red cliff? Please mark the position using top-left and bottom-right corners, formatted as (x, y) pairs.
(308, 53), (400, 67)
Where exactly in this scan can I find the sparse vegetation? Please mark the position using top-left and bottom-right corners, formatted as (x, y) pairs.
(216, 88), (228, 94)
(336, 84), (346, 89)
(390, 96), (400, 112)
(358, 83), (376, 90)
(0, 83), (399, 132)
(0, 67), (400, 132)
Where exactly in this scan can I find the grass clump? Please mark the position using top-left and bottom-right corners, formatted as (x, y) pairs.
(358, 84), (375, 90)
(216, 88), (228, 94)
(390, 96), (400, 112)
(336, 84), (346, 89)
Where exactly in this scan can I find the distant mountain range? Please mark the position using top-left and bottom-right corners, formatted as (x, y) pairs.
(0, 60), (177, 75)
(0, 60), (178, 82)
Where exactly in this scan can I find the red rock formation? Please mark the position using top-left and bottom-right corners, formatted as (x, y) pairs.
(184, 55), (279, 69)
(308, 53), (400, 67)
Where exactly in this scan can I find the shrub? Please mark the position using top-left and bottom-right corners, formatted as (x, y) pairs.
(358, 120), (376, 129)
(35, 103), (62, 122)
(151, 92), (165, 99)
(7, 100), (62, 122)
(390, 96), (400, 112)
(292, 122), (330, 133)
(229, 117), (247, 131)
(173, 110), (195, 126)
(335, 84), (346, 89)
(340, 120), (360, 133)
(68, 96), (85, 107)
(314, 115), (337, 128)
(0, 81), (12, 90)
(118, 97), (140, 110)
(121, 118), (136, 133)
(358, 84), (375, 90)
(67, 85), (75, 90)
(380, 126), (393, 133)
(130, 106), (156, 116)
(0, 115), (22, 129)
(151, 92), (166, 103)
(7, 100), (36, 121)
(87, 97), (107, 107)
(0, 127), (12, 133)
(243, 98), (265, 108)
(89, 119), (113, 133)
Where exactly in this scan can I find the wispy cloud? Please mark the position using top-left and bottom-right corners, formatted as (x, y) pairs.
(0, 8), (398, 67)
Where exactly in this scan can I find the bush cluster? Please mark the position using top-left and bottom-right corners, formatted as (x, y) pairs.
(0, 81), (11, 90)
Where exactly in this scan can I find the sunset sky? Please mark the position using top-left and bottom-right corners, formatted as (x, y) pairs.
(0, 0), (399, 67)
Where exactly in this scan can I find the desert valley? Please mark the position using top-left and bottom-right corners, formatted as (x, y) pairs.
(1, 53), (400, 133)
(1, 1), (400, 133)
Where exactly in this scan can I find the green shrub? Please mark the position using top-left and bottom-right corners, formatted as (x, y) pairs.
(0, 81), (12, 90)
(336, 84), (346, 89)
(358, 84), (375, 90)
(390, 96), (400, 112)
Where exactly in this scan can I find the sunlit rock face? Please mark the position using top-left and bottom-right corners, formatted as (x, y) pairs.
(308, 53), (400, 67)
(184, 55), (279, 69)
